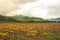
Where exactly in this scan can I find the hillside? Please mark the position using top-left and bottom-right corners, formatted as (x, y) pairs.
(1, 15), (60, 22)
(0, 15), (15, 22)
(48, 18), (60, 22)
(0, 15), (44, 22)
(10, 15), (45, 22)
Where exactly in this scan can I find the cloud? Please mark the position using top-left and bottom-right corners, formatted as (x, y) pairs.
(0, 0), (60, 19)
(0, 0), (36, 15)
(6, 1), (48, 18)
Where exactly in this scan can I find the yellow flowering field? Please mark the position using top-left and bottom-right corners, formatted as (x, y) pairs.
(0, 22), (60, 40)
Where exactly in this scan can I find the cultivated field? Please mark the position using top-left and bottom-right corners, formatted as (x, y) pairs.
(0, 22), (60, 40)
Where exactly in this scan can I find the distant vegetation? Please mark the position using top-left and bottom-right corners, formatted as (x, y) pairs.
(0, 15), (60, 22)
(0, 15), (46, 22)
(10, 15), (45, 22)
(48, 18), (60, 22)
(0, 15), (15, 22)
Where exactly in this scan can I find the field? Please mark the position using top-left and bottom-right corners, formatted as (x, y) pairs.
(0, 22), (60, 40)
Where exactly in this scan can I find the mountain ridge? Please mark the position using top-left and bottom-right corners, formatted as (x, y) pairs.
(0, 15), (60, 22)
(0, 15), (45, 22)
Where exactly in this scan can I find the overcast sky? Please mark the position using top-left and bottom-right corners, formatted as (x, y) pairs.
(0, 0), (60, 19)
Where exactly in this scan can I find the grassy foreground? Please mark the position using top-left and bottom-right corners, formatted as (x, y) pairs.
(0, 22), (60, 40)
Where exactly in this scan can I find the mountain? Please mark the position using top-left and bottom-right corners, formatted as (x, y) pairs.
(0, 15), (15, 22)
(47, 18), (60, 22)
(10, 15), (45, 22)
(0, 15), (49, 22)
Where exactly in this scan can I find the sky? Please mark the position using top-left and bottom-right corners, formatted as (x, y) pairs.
(0, 0), (60, 19)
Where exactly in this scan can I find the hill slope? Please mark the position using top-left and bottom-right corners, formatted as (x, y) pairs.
(48, 18), (60, 22)
(10, 15), (45, 22)
(0, 15), (15, 22)
(0, 15), (51, 22)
